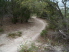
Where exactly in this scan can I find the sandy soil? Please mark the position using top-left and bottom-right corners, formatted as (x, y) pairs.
(0, 16), (47, 52)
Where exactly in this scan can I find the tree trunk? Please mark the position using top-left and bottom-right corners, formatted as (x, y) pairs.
(64, 3), (66, 18)
(56, 3), (64, 19)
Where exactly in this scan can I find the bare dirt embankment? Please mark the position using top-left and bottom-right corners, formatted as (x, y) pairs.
(0, 16), (47, 52)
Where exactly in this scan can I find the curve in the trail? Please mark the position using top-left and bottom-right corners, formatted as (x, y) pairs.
(0, 16), (47, 52)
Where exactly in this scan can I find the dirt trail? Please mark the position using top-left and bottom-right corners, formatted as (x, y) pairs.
(0, 16), (47, 52)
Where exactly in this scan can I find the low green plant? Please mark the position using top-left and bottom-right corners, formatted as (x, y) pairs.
(8, 31), (22, 38)
(41, 30), (47, 37)
(17, 31), (22, 37)
(19, 43), (38, 52)
(8, 33), (16, 38)
(0, 28), (4, 32)
(48, 23), (56, 30)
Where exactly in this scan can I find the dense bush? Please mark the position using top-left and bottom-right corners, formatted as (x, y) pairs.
(41, 30), (48, 37)
(48, 23), (57, 30)
(11, 17), (18, 24)
(19, 7), (31, 23)
(40, 12), (48, 18)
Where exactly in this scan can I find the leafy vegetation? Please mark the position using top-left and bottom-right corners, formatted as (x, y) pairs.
(19, 43), (38, 52)
(0, 0), (69, 44)
(0, 28), (4, 32)
(41, 30), (48, 37)
(8, 31), (22, 38)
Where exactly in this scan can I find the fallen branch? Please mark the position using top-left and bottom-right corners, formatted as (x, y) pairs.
(59, 30), (69, 39)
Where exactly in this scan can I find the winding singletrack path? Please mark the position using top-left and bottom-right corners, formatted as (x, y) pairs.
(0, 16), (47, 52)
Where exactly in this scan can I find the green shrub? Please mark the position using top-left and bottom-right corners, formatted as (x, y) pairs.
(17, 31), (22, 37)
(62, 22), (67, 28)
(48, 24), (56, 30)
(20, 7), (31, 23)
(40, 12), (47, 18)
(19, 43), (38, 52)
(41, 30), (47, 37)
(0, 28), (4, 32)
(18, 31), (22, 34)
(8, 33), (16, 38)
(8, 31), (22, 38)
(11, 17), (18, 24)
